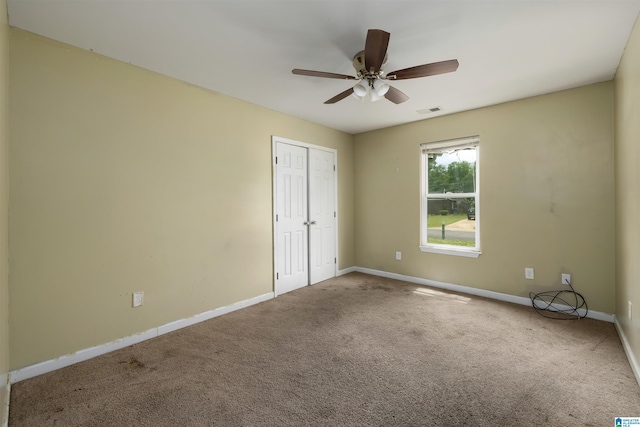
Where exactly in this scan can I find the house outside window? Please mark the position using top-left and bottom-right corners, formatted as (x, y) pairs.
(420, 136), (480, 258)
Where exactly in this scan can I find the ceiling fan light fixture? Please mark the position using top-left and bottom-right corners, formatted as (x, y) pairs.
(353, 79), (370, 97)
(370, 91), (383, 102)
(351, 91), (366, 102)
(373, 79), (390, 96)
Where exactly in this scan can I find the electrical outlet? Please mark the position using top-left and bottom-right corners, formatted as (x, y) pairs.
(629, 301), (633, 320)
(525, 268), (534, 280)
(396, 251), (402, 261)
(132, 291), (144, 308)
(562, 273), (571, 285)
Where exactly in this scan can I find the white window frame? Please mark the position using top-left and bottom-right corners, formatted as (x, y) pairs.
(420, 135), (481, 258)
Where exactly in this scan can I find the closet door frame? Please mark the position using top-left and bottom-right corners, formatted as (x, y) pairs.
(272, 136), (338, 296)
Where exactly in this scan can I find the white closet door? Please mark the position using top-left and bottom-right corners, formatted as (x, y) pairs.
(275, 143), (308, 295)
(274, 140), (337, 295)
(309, 148), (336, 285)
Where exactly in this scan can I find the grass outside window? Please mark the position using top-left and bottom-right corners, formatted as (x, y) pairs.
(426, 214), (468, 228)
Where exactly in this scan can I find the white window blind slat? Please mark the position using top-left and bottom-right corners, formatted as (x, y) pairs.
(421, 135), (479, 153)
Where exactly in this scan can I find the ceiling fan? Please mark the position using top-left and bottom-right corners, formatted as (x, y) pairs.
(292, 29), (459, 105)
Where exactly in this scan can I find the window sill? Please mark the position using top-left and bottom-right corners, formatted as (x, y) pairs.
(419, 245), (482, 258)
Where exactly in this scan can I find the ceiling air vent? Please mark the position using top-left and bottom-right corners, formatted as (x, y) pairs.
(417, 107), (442, 114)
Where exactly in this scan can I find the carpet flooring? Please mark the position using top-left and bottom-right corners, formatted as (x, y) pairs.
(9, 272), (640, 426)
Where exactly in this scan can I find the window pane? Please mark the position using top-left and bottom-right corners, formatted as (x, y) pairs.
(427, 148), (476, 194)
(426, 198), (476, 247)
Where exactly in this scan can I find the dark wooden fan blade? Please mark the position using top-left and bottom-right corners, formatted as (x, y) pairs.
(387, 59), (459, 80)
(364, 29), (390, 73)
(324, 88), (354, 104)
(292, 69), (356, 80)
(384, 86), (409, 104)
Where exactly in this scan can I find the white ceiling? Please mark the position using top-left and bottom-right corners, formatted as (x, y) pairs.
(7, 0), (640, 134)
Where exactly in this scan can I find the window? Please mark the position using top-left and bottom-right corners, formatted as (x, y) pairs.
(420, 136), (480, 257)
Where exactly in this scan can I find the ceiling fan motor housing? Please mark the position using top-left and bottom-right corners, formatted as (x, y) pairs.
(352, 50), (366, 74)
(352, 50), (388, 79)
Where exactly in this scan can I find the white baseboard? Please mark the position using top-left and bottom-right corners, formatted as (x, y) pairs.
(614, 315), (640, 387)
(1, 373), (9, 427)
(6, 268), (619, 384)
(10, 292), (274, 384)
(354, 267), (615, 323)
(337, 266), (358, 276)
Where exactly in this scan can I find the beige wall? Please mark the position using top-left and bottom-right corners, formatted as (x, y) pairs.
(615, 14), (640, 375)
(354, 82), (615, 313)
(0, 0), (9, 423)
(8, 28), (354, 369)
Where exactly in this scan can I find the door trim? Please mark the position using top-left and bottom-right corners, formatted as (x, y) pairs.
(272, 136), (338, 296)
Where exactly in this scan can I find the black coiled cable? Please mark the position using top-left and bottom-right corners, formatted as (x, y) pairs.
(529, 281), (588, 320)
